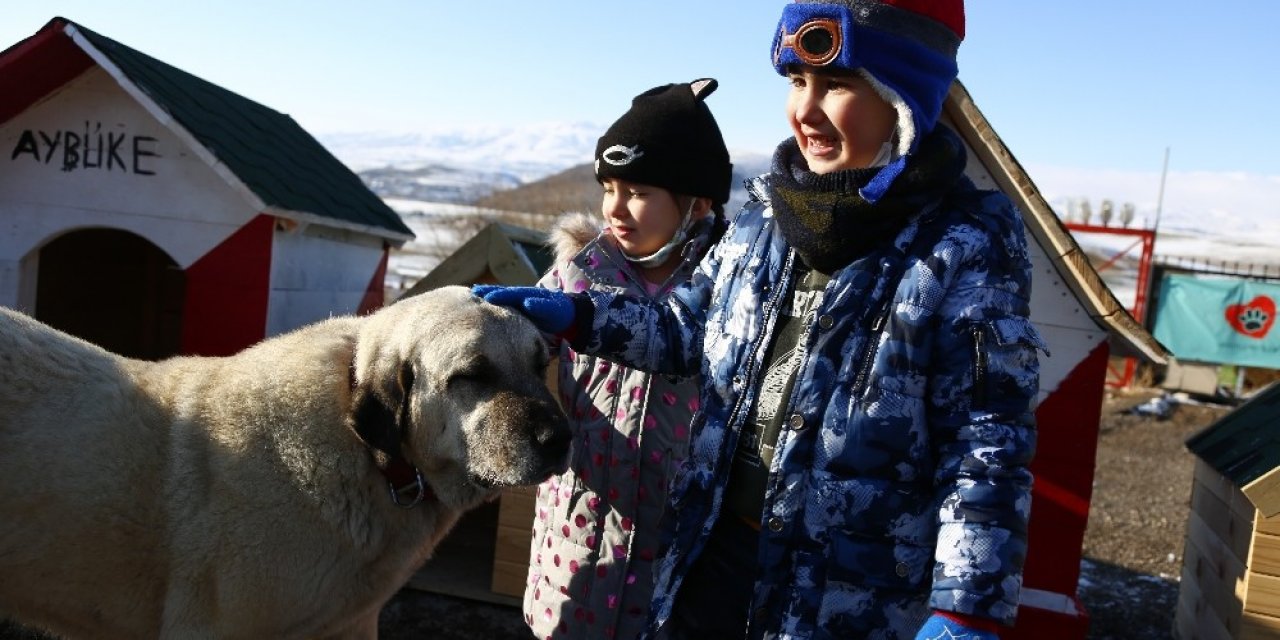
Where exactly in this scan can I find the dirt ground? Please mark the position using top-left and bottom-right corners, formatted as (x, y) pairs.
(0, 386), (1241, 640)
(1074, 387), (1233, 640)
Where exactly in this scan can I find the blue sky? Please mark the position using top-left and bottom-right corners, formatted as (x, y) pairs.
(4, 1), (1279, 178)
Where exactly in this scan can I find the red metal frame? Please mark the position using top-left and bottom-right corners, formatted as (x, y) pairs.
(1063, 223), (1157, 388)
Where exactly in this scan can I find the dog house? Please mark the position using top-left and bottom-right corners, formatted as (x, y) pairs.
(401, 221), (553, 298)
(403, 82), (1171, 639)
(944, 81), (1170, 638)
(1178, 383), (1280, 639)
(0, 17), (412, 359)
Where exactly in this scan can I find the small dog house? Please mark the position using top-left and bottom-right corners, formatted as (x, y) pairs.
(401, 221), (552, 297)
(0, 17), (412, 359)
(404, 82), (1171, 639)
(1178, 383), (1280, 639)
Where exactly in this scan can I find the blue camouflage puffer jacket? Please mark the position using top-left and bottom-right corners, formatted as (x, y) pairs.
(571, 164), (1046, 639)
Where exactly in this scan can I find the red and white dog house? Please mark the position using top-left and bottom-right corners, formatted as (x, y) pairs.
(0, 17), (412, 359)
(944, 84), (1170, 638)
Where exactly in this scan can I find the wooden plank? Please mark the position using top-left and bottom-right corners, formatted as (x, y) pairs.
(1246, 467), (1280, 519)
(491, 485), (536, 597)
(1175, 564), (1238, 640)
(1184, 512), (1247, 636)
(491, 557), (530, 599)
(1253, 532), (1280, 578)
(494, 522), (534, 559)
(1245, 571), (1280, 619)
(497, 486), (536, 528)
(1199, 460), (1240, 507)
(1241, 609), (1280, 640)
(1192, 476), (1255, 564)
(1258, 512), (1280, 538)
(1197, 460), (1270, 544)
(406, 502), (521, 607)
(491, 487), (536, 598)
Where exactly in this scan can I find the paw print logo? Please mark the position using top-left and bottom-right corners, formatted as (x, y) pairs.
(1239, 307), (1270, 333)
(1225, 296), (1276, 339)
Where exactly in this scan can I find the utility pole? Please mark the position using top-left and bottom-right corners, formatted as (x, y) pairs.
(1154, 147), (1170, 230)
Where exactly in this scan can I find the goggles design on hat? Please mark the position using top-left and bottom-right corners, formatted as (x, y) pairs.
(772, 3), (857, 72)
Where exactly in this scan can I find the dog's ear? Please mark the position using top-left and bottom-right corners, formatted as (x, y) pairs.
(350, 361), (414, 459)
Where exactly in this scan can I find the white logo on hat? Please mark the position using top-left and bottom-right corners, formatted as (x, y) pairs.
(601, 144), (645, 166)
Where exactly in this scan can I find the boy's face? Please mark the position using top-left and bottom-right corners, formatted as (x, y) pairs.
(785, 65), (897, 174)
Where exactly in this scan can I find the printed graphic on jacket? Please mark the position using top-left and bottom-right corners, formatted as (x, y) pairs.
(726, 265), (828, 524)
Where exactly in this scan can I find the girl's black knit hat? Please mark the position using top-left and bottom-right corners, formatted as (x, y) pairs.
(593, 78), (733, 206)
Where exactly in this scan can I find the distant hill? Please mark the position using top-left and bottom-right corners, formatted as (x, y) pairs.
(475, 163), (599, 215)
(473, 153), (773, 216)
(361, 164), (525, 205)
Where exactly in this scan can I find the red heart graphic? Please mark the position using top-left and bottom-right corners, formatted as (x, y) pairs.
(1225, 295), (1276, 339)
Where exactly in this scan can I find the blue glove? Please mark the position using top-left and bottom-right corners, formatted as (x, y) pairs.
(916, 612), (1000, 640)
(472, 285), (576, 335)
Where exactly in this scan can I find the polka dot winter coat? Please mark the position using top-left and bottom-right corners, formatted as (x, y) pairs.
(523, 212), (717, 640)
(570, 170), (1048, 639)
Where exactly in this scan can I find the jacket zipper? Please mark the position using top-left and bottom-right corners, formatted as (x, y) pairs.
(852, 297), (894, 396)
(972, 324), (988, 408)
(724, 249), (796, 429)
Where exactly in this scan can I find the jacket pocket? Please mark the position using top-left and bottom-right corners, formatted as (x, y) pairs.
(970, 316), (1049, 411)
(824, 531), (932, 591)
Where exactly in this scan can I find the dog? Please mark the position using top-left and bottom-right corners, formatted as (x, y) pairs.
(0, 285), (571, 639)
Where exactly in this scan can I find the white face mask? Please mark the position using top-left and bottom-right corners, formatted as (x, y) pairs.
(867, 122), (904, 169)
(867, 140), (895, 168)
(621, 198), (699, 269)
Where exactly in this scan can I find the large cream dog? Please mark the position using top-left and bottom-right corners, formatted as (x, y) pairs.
(0, 286), (570, 639)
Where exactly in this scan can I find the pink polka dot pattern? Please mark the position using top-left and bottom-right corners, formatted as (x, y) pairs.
(523, 235), (704, 640)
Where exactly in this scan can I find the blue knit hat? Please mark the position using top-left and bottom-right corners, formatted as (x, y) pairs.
(771, 0), (964, 201)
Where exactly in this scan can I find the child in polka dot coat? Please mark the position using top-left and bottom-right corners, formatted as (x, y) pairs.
(521, 78), (733, 640)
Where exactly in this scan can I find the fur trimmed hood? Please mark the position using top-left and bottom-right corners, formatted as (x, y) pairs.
(548, 212), (604, 266)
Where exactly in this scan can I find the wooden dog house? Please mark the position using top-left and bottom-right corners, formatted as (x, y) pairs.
(0, 18), (412, 359)
(1178, 383), (1280, 639)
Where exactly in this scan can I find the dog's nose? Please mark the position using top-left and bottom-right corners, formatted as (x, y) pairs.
(535, 417), (571, 453)
(532, 403), (571, 454)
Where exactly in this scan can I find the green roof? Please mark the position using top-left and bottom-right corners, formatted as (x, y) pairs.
(65, 18), (411, 240)
(1186, 383), (1280, 488)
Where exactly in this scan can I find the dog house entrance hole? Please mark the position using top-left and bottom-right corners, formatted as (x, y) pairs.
(35, 228), (185, 360)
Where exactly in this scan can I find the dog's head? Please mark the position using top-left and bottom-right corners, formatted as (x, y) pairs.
(349, 286), (571, 507)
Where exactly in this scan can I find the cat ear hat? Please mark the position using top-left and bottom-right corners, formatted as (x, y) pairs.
(593, 78), (732, 207)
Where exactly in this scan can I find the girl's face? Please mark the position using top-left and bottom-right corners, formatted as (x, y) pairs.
(786, 65), (898, 174)
(601, 179), (688, 257)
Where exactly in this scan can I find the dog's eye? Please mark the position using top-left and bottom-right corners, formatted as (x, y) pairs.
(447, 369), (481, 387)
(448, 359), (496, 387)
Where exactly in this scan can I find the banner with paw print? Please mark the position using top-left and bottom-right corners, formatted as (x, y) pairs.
(1153, 274), (1279, 368)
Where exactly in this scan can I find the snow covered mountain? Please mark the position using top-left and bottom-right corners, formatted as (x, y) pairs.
(320, 122), (598, 205)
(319, 122), (602, 180)
(318, 122), (1278, 308)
